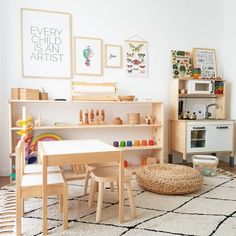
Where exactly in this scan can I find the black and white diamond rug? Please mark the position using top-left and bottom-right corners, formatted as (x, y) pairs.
(1, 173), (236, 236)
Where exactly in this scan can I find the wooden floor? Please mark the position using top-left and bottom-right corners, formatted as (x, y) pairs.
(0, 161), (235, 188)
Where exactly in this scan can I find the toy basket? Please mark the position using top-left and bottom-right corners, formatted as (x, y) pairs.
(192, 155), (219, 176)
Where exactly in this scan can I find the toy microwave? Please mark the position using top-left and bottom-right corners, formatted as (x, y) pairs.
(187, 80), (214, 94)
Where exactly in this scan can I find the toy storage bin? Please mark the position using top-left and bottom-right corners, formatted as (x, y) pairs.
(192, 155), (219, 176)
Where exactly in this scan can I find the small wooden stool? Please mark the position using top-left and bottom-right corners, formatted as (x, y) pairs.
(84, 162), (118, 194)
(88, 167), (136, 222)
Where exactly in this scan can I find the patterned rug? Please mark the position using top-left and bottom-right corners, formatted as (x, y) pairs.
(1, 172), (236, 236)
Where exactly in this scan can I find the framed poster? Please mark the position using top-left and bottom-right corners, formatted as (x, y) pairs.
(171, 50), (192, 79)
(192, 48), (218, 78)
(74, 37), (103, 76)
(104, 44), (122, 68)
(21, 8), (72, 79)
(125, 40), (148, 78)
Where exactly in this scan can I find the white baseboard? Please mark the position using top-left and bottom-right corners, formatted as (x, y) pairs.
(0, 169), (10, 176)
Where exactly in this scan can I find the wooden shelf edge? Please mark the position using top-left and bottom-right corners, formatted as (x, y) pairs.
(118, 145), (162, 151)
(11, 123), (163, 130)
(9, 99), (163, 104)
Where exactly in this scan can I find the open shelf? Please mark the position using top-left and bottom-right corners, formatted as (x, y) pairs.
(179, 94), (223, 98)
(118, 145), (161, 151)
(9, 99), (163, 104)
(11, 123), (163, 131)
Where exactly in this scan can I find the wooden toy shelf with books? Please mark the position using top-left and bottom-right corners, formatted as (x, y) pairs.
(9, 99), (164, 182)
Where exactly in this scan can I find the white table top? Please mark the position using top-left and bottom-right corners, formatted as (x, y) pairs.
(39, 139), (120, 156)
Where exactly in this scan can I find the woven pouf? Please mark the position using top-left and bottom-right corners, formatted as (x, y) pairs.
(136, 164), (203, 195)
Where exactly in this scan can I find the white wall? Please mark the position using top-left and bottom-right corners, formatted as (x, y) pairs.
(0, 0), (224, 175)
(223, 0), (236, 118)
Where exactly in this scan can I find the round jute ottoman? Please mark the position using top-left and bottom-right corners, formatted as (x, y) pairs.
(136, 164), (203, 195)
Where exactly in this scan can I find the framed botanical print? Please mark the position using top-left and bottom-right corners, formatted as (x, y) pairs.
(192, 48), (218, 78)
(124, 40), (148, 78)
(105, 44), (122, 68)
(21, 8), (72, 79)
(171, 50), (192, 79)
(74, 37), (103, 76)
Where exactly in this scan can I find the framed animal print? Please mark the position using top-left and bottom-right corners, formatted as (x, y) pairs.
(74, 37), (103, 76)
(192, 48), (218, 78)
(125, 40), (148, 78)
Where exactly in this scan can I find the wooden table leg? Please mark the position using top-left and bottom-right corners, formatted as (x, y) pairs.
(119, 151), (124, 223)
(42, 156), (48, 235)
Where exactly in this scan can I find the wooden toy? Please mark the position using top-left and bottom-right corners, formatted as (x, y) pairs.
(148, 139), (155, 145)
(134, 140), (140, 146)
(120, 141), (126, 147)
(124, 160), (128, 167)
(79, 110), (83, 125)
(101, 109), (105, 125)
(95, 109), (99, 125)
(127, 141), (132, 147)
(34, 116), (41, 127)
(113, 141), (119, 147)
(90, 109), (95, 124)
(144, 115), (155, 125)
(84, 109), (89, 125)
(146, 157), (157, 165)
(141, 140), (147, 146)
(112, 117), (123, 125)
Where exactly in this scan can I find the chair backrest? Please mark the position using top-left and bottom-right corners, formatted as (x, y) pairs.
(15, 139), (25, 185)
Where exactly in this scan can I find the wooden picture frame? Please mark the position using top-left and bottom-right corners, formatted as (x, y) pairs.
(21, 8), (72, 79)
(192, 48), (218, 78)
(74, 37), (103, 76)
(124, 40), (148, 78)
(104, 44), (122, 68)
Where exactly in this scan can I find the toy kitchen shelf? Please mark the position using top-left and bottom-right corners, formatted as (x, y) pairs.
(9, 99), (164, 182)
(169, 78), (234, 166)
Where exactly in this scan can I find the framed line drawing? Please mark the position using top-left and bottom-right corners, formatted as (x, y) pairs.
(125, 40), (148, 78)
(74, 37), (103, 76)
(21, 8), (72, 79)
(192, 48), (218, 78)
(105, 44), (122, 68)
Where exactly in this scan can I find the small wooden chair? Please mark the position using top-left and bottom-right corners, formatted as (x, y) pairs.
(83, 162), (118, 195)
(88, 167), (136, 222)
(16, 140), (68, 236)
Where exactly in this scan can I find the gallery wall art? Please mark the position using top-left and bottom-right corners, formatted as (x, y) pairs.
(124, 40), (148, 78)
(21, 8), (72, 79)
(74, 37), (103, 76)
(104, 44), (122, 68)
(171, 50), (192, 79)
(192, 48), (218, 78)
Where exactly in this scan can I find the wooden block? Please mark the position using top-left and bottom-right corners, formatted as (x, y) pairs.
(19, 89), (39, 100)
(11, 88), (20, 100)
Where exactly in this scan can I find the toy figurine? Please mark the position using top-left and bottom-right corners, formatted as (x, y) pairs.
(90, 109), (94, 124)
(101, 109), (105, 125)
(79, 110), (83, 125)
(84, 109), (89, 125)
(144, 115), (153, 125)
(34, 116), (41, 127)
(95, 109), (99, 125)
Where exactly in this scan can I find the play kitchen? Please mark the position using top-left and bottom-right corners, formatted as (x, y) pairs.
(170, 78), (234, 165)
(178, 78), (225, 120)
